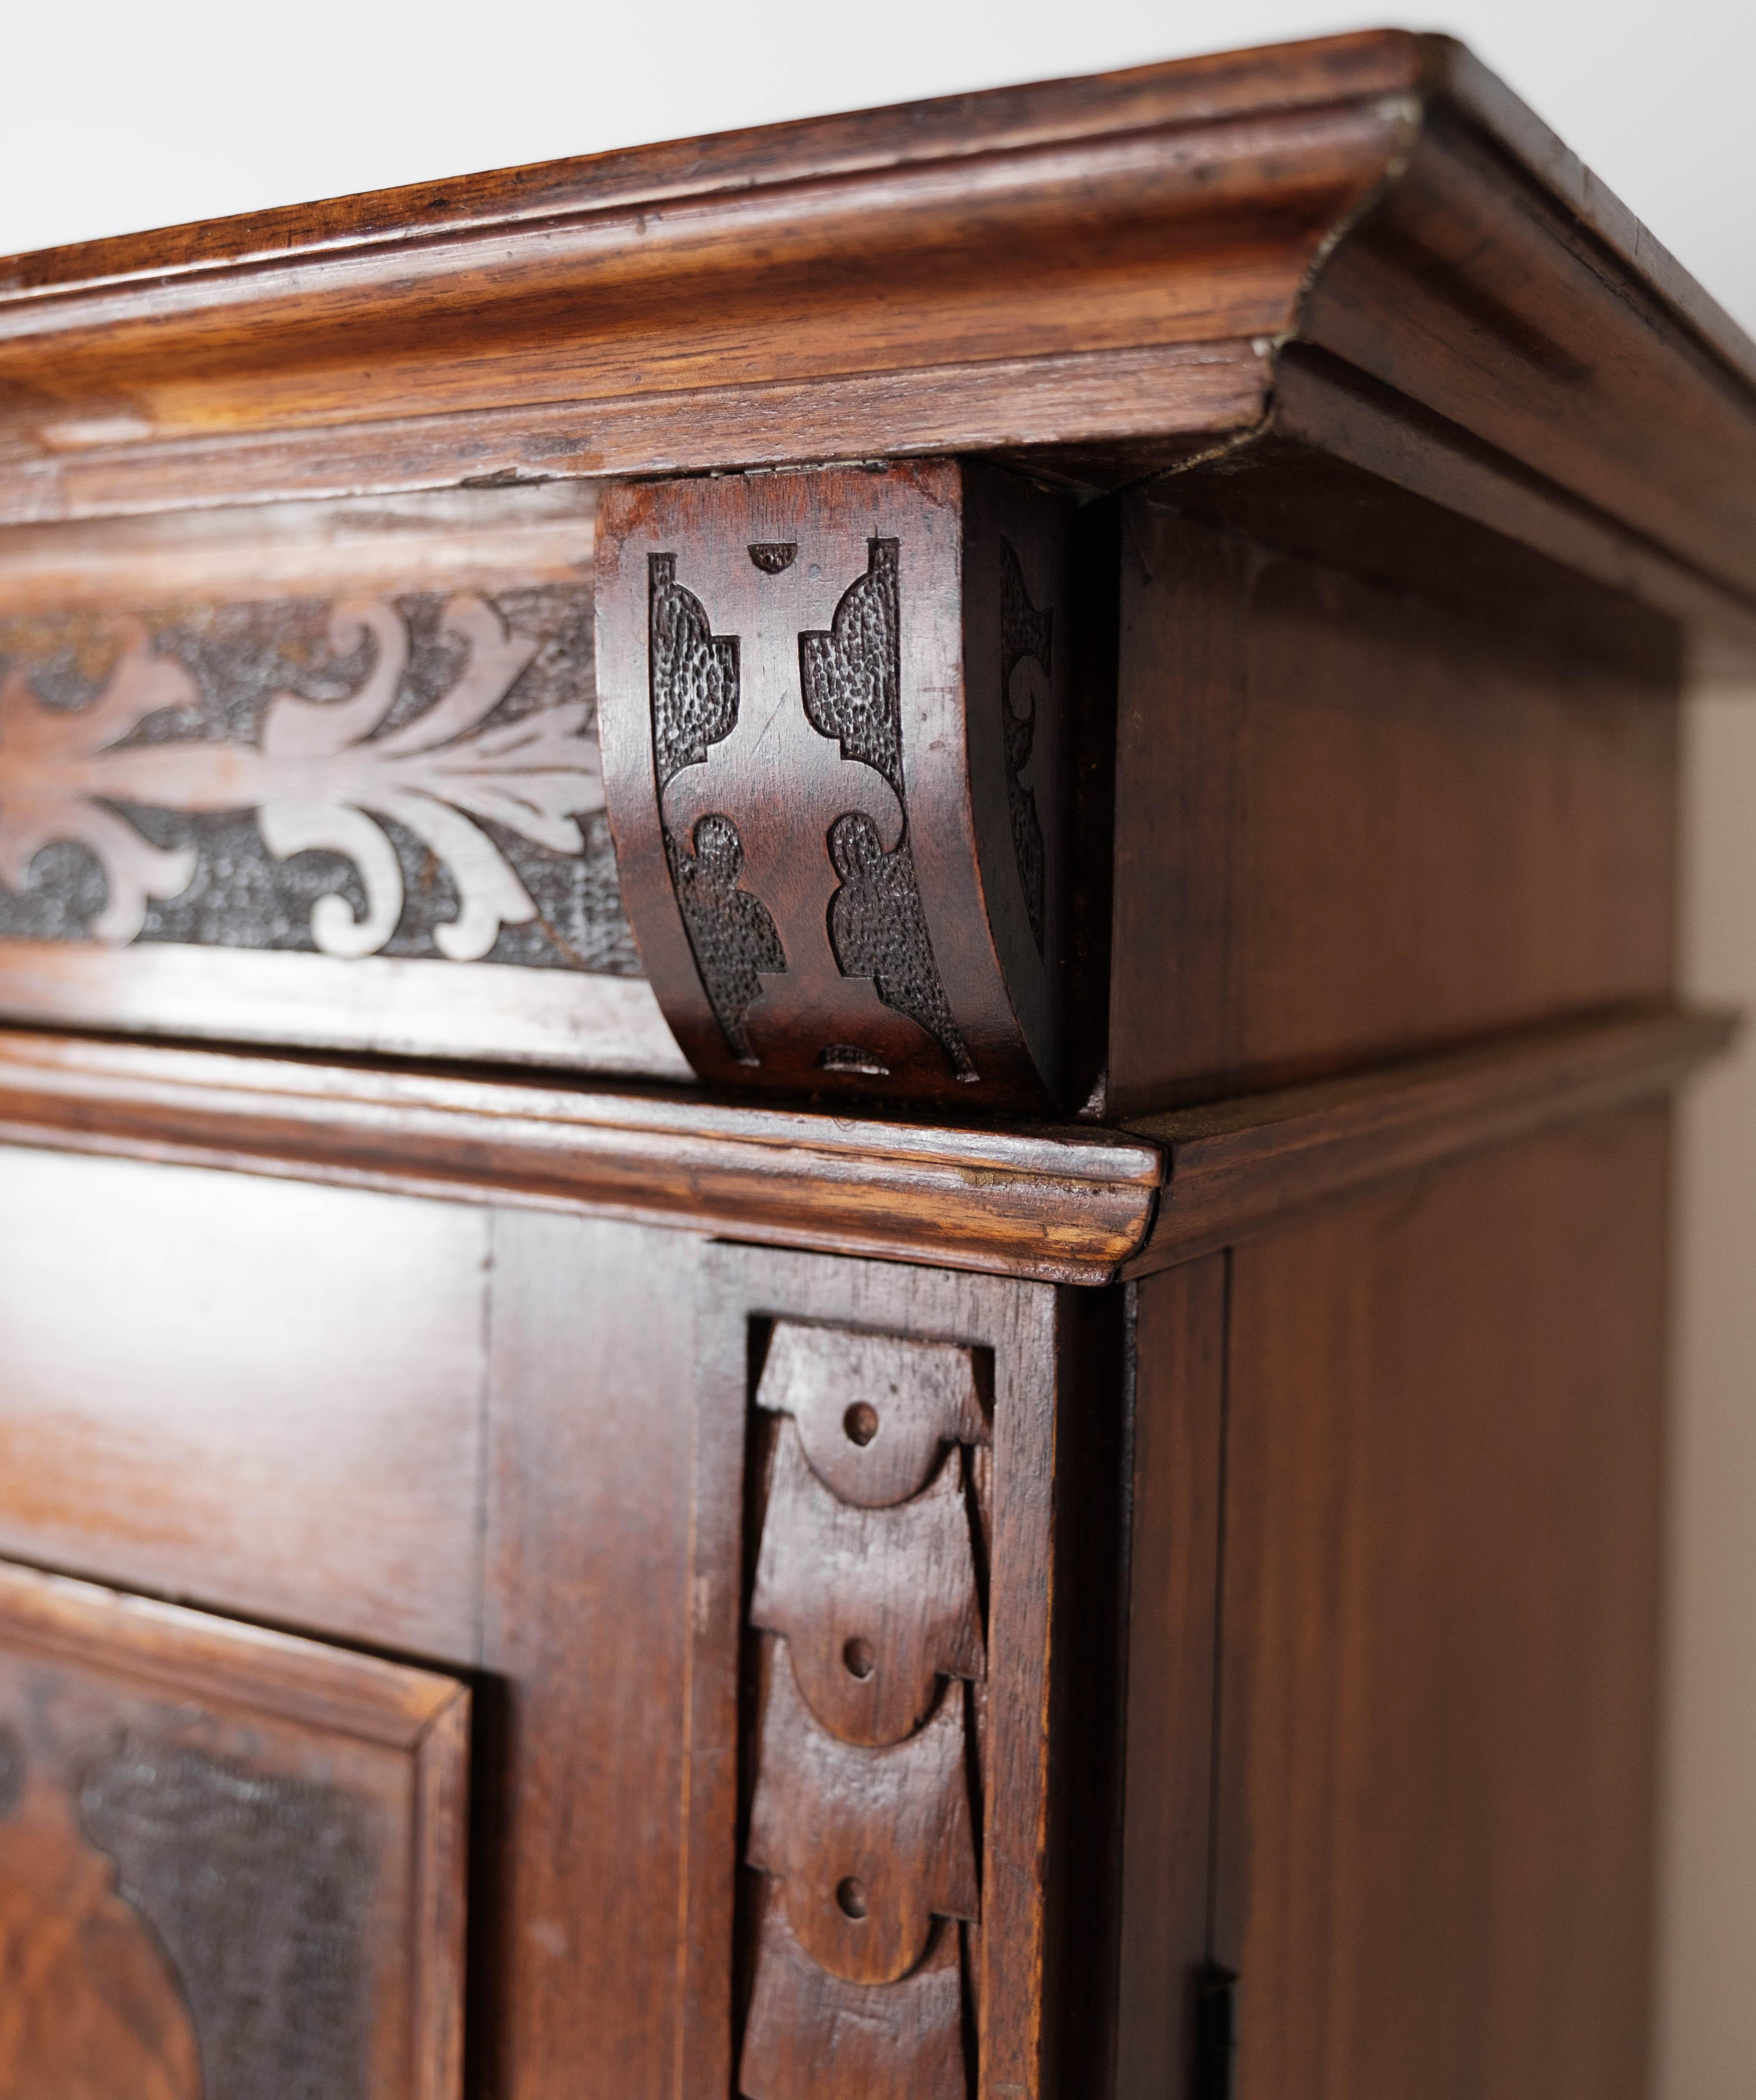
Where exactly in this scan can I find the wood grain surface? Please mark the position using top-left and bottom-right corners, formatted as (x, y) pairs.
(0, 1147), (488, 1657)
(0, 1025), (1162, 1282)
(476, 1214), (704, 2100)
(0, 1561), (469, 2100)
(596, 463), (1076, 1109)
(1212, 1108), (1671, 2099)
(1107, 502), (1683, 1115)
(1113, 1256), (1228, 2099)
(696, 1248), (1079, 2100)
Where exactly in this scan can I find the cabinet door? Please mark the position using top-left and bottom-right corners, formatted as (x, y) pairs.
(0, 1560), (469, 2100)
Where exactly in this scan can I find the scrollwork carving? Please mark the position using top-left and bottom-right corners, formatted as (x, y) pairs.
(0, 585), (626, 970)
(598, 463), (1074, 1106)
(998, 535), (1052, 955)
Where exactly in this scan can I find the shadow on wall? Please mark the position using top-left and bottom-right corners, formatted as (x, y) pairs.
(1658, 686), (1756, 2100)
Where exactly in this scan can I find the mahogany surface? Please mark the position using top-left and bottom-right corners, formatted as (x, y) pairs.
(0, 27), (1745, 2100)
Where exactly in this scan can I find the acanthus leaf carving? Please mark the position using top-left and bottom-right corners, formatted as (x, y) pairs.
(0, 592), (605, 963)
(0, 625), (201, 942)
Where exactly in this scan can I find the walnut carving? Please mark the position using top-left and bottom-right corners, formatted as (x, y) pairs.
(738, 1321), (989, 2100)
(0, 590), (612, 966)
(595, 463), (1074, 1108)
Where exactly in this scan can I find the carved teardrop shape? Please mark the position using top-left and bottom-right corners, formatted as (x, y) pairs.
(747, 1657), (978, 1986)
(756, 1323), (988, 1507)
(752, 1421), (984, 1746)
(739, 1892), (966, 2100)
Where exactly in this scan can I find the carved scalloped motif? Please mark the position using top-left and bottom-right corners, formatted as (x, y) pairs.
(739, 1321), (988, 2098)
(751, 1420), (984, 1747)
(755, 1321), (989, 1508)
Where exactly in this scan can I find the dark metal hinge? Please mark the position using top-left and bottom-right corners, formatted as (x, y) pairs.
(1192, 1965), (1238, 2100)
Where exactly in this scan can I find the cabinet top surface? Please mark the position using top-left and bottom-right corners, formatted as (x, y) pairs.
(0, 26), (1743, 376)
(0, 27), (1753, 631)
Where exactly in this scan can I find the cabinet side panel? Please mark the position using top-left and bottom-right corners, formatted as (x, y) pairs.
(1213, 1107), (1669, 2100)
(1114, 1255), (1227, 2100)
(1109, 503), (1678, 1112)
(480, 1214), (702, 2100)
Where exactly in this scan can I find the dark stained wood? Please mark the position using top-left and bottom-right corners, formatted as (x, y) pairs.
(0, 1559), (469, 2100)
(0, 33), (1743, 2100)
(737, 1315), (990, 2090)
(0, 1146), (487, 1658)
(1299, 100), (1756, 602)
(1113, 1255), (1227, 2099)
(748, 1659), (979, 1989)
(0, 1025), (1162, 1283)
(0, 32), (1751, 687)
(596, 462), (1076, 1109)
(0, 485), (693, 1083)
(1127, 1006), (1737, 1274)
(0, 1009), (1727, 1290)
(477, 1214), (702, 2100)
(696, 1248), (1073, 2100)
(0, 34), (1431, 294)
(751, 1424), (984, 1747)
(740, 1894), (967, 2100)
(1159, 350), (1756, 672)
(1211, 1108), (1670, 2100)
(756, 1323), (990, 1507)
(1107, 502), (1682, 1115)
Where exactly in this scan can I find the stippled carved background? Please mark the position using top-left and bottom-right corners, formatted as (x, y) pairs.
(0, 585), (638, 973)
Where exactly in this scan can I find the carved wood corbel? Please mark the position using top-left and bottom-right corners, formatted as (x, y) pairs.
(595, 462), (1074, 1108)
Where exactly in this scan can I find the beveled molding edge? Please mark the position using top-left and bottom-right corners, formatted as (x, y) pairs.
(0, 1005), (1731, 1285)
(1124, 1004), (1738, 1277)
(0, 1026), (1160, 1285)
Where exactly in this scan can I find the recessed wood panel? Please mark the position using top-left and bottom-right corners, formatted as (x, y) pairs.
(0, 1145), (487, 1658)
(1109, 505), (1679, 1112)
(1213, 1107), (1670, 2100)
(0, 1559), (469, 2100)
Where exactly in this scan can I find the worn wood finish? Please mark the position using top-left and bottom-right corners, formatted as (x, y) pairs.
(0, 1024), (1161, 1282)
(0, 1145), (487, 1657)
(1212, 1109), (1670, 2099)
(0, 483), (699, 1077)
(0, 30), (1743, 2100)
(1107, 502), (1681, 1115)
(0, 1560), (469, 2100)
(0, 1008), (1727, 1287)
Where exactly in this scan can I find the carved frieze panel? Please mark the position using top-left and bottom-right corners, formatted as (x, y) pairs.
(0, 585), (630, 972)
(596, 462), (1076, 1107)
(736, 1318), (992, 2099)
(0, 1559), (469, 2100)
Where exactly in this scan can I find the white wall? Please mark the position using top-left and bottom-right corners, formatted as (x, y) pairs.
(3, 5), (1752, 2091)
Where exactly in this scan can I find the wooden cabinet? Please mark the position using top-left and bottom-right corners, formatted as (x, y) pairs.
(0, 27), (1748, 2100)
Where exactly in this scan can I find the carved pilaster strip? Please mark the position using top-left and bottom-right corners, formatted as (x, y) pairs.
(736, 1321), (991, 2098)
